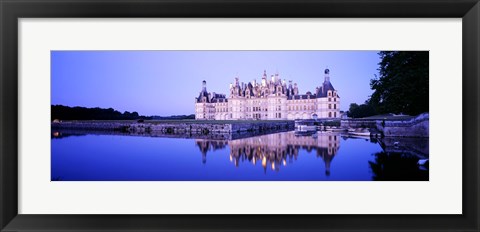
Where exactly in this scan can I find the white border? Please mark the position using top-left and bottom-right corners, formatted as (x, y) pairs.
(19, 18), (462, 214)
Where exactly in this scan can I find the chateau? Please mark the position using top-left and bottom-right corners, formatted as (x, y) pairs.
(195, 68), (340, 120)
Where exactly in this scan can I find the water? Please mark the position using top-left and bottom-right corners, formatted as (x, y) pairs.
(51, 131), (429, 181)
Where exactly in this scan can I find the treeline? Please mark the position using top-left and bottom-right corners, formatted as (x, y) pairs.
(52, 105), (195, 121)
(347, 51), (429, 118)
(151, 115), (195, 120)
(52, 105), (146, 120)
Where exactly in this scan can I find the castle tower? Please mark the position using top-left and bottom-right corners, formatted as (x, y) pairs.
(235, 77), (240, 87)
(324, 68), (330, 82)
(202, 80), (207, 92)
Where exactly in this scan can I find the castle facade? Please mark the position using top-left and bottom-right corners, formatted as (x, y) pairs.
(195, 68), (340, 120)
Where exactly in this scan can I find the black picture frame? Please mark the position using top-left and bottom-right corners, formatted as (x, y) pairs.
(1, 0), (479, 231)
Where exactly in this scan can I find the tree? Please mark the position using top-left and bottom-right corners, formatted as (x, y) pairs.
(347, 103), (359, 118)
(369, 51), (429, 116)
(348, 102), (376, 118)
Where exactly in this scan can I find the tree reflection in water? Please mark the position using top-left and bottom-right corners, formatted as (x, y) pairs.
(368, 151), (428, 181)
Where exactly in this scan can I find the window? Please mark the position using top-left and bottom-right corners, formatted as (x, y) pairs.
(334, 112), (337, 117)
(328, 104), (331, 109)
(334, 98), (336, 102)
(328, 112), (332, 117)
(328, 98), (331, 102)
(334, 104), (336, 109)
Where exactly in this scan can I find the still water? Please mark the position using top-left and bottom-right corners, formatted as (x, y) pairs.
(51, 131), (429, 181)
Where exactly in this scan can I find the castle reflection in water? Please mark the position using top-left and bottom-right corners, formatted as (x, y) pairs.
(195, 131), (340, 176)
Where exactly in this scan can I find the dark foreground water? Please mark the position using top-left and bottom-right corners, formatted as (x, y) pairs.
(51, 131), (429, 181)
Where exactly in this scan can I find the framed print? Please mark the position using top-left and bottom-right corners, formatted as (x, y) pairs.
(1, 0), (479, 231)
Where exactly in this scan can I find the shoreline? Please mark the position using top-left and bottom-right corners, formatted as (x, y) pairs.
(51, 120), (295, 135)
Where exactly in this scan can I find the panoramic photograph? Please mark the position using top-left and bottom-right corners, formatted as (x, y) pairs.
(51, 50), (429, 181)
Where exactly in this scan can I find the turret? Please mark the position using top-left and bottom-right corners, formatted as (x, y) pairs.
(202, 80), (207, 92)
(235, 77), (240, 87)
(324, 68), (330, 82)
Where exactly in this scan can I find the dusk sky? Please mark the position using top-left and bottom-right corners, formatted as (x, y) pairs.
(51, 51), (380, 116)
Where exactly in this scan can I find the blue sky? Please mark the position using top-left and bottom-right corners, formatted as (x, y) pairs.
(51, 51), (380, 116)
